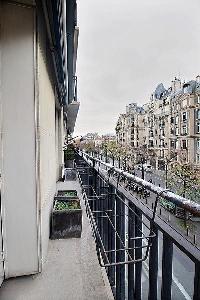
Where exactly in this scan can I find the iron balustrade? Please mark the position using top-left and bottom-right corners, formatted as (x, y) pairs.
(75, 152), (200, 300)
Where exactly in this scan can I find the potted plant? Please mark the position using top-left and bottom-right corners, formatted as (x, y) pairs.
(64, 145), (75, 168)
(51, 195), (82, 239)
(54, 190), (78, 204)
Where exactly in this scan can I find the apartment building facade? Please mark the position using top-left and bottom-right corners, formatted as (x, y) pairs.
(116, 103), (144, 148)
(116, 77), (200, 169)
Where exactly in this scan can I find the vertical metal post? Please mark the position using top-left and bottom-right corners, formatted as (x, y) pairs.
(161, 234), (173, 300)
(128, 201), (135, 299)
(193, 261), (200, 300)
(165, 163), (168, 189)
(100, 177), (103, 238)
(108, 185), (116, 290)
(148, 226), (158, 300)
(103, 179), (108, 255)
(116, 193), (125, 300)
(134, 207), (142, 300)
(118, 157), (121, 169)
(96, 175), (100, 230)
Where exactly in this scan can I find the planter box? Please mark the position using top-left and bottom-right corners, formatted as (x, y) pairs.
(57, 189), (78, 197)
(54, 189), (78, 201)
(51, 198), (82, 239)
(65, 159), (74, 168)
(65, 168), (77, 181)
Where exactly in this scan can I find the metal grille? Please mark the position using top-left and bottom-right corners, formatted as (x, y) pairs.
(75, 152), (200, 300)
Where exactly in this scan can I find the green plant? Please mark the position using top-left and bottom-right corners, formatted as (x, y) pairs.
(58, 190), (77, 197)
(168, 163), (200, 203)
(55, 200), (81, 210)
(64, 147), (75, 160)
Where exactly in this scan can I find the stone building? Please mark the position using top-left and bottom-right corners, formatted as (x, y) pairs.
(116, 76), (200, 169)
(116, 103), (144, 149)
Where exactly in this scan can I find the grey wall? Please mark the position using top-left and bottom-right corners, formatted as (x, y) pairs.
(0, 1), (65, 278)
(37, 9), (57, 264)
(0, 3), (39, 277)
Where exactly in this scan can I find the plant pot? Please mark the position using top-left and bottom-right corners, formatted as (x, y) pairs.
(65, 159), (74, 168)
(64, 168), (77, 180)
(54, 189), (78, 202)
(51, 198), (82, 239)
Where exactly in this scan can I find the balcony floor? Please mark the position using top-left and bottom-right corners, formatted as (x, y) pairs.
(0, 180), (113, 300)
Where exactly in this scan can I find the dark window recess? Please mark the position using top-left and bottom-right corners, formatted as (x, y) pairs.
(149, 140), (154, 147)
(149, 130), (154, 137)
(170, 140), (175, 148)
(196, 122), (200, 134)
(171, 117), (175, 124)
(182, 112), (187, 122)
(196, 109), (200, 120)
(182, 140), (187, 149)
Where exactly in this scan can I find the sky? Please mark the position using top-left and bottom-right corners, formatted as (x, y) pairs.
(74, 0), (200, 136)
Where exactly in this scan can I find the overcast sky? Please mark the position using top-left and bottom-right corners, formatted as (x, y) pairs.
(74, 0), (200, 136)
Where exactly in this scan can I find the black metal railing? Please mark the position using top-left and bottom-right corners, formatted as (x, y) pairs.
(75, 152), (200, 300)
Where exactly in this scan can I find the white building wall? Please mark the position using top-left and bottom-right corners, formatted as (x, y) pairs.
(37, 14), (57, 264)
(0, 2), (65, 279)
(0, 3), (39, 277)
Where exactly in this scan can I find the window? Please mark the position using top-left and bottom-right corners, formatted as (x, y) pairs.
(160, 150), (164, 158)
(171, 117), (175, 124)
(182, 112), (187, 122)
(197, 122), (200, 134)
(171, 128), (175, 135)
(175, 127), (179, 135)
(182, 140), (187, 149)
(182, 125), (188, 135)
(197, 139), (200, 149)
(160, 140), (164, 147)
(170, 140), (175, 148)
(196, 154), (200, 163)
(149, 130), (153, 137)
(149, 140), (154, 147)
(197, 95), (200, 104)
(175, 115), (179, 124)
(160, 129), (165, 136)
(160, 121), (165, 127)
(196, 109), (200, 120)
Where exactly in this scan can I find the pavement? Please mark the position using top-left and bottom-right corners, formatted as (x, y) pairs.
(0, 180), (114, 300)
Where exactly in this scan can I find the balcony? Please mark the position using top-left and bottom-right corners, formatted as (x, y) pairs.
(1, 153), (200, 300)
(0, 179), (113, 300)
(75, 152), (200, 300)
